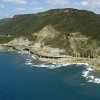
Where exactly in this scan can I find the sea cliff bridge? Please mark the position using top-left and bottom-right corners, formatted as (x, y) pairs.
(5, 45), (66, 59)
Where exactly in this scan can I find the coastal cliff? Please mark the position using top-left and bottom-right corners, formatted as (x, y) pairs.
(0, 8), (100, 67)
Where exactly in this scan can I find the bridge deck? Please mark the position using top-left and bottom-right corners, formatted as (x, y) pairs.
(6, 45), (66, 59)
(25, 48), (66, 59)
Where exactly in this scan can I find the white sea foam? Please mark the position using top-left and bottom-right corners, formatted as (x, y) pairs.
(82, 66), (100, 84)
(31, 55), (36, 59)
(18, 51), (21, 53)
(25, 59), (32, 65)
(33, 63), (64, 69)
(25, 62), (32, 65)
(87, 78), (100, 84)
(24, 56), (100, 84)
(25, 58), (89, 69)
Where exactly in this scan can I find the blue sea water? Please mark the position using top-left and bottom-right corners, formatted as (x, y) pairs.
(0, 52), (100, 100)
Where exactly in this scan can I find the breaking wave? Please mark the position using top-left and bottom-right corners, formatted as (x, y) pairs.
(82, 66), (100, 84)
(24, 55), (100, 84)
(25, 55), (88, 69)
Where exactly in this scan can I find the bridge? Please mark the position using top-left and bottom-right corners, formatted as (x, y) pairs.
(5, 45), (66, 59)
(24, 48), (66, 59)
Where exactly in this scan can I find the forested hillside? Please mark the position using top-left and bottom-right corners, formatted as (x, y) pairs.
(0, 8), (99, 40)
(0, 8), (100, 57)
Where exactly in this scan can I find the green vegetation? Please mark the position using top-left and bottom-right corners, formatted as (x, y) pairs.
(0, 8), (99, 58)
(0, 36), (13, 44)
(0, 8), (100, 39)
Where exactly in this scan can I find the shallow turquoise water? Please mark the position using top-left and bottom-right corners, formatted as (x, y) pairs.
(0, 52), (100, 100)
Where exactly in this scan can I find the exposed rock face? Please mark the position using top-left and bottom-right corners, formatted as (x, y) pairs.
(33, 25), (59, 42)
(30, 42), (65, 56)
(8, 37), (32, 46)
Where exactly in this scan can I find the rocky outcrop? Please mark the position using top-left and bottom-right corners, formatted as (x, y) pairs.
(33, 25), (59, 42)
(8, 37), (32, 46)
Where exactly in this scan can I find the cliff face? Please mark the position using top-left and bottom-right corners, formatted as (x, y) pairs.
(8, 37), (32, 46)
(33, 25), (59, 42)
(32, 26), (99, 57)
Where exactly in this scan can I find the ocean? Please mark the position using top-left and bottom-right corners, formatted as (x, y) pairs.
(0, 52), (100, 100)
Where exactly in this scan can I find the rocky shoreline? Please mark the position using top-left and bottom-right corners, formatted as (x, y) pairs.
(0, 36), (100, 69)
(0, 43), (100, 69)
